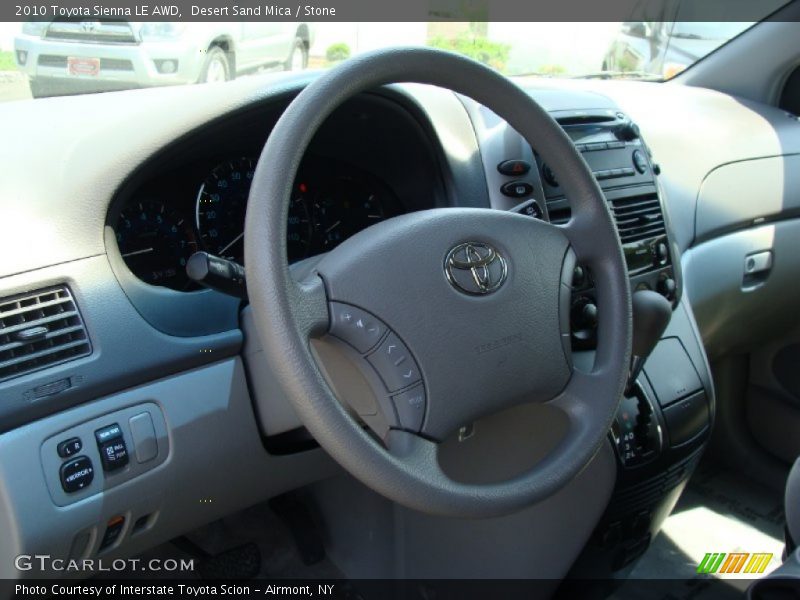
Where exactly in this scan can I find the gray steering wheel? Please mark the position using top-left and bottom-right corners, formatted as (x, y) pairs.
(244, 48), (631, 518)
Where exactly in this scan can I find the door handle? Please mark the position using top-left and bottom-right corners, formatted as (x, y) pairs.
(743, 250), (773, 289)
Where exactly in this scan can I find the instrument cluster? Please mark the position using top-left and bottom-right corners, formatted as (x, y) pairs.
(114, 156), (401, 291)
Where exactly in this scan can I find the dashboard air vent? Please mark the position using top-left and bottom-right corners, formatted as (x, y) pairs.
(610, 192), (666, 244)
(0, 287), (91, 382)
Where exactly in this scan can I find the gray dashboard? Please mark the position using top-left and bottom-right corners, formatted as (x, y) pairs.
(0, 66), (797, 577)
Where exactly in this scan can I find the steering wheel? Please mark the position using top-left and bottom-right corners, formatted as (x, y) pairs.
(244, 48), (631, 518)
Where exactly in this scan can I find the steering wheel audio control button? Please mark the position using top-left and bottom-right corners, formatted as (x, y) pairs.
(367, 333), (420, 392)
(329, 302), (386, 353)
(391, 385), (426, 431)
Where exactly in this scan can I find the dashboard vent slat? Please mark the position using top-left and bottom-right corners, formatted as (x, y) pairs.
(610, 192), (666, 244)
(0, 287), (91, 382)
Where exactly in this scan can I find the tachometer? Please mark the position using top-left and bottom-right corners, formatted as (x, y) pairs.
(116, 199), (198, 290)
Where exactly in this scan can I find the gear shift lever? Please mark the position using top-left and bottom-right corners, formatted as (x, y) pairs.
(627, 290), (672, 392)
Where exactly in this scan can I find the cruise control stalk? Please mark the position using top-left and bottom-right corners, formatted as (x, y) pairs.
(186, 252), (247, 299)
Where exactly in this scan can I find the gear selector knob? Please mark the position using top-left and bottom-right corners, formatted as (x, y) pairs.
(628, 290), (672, 390)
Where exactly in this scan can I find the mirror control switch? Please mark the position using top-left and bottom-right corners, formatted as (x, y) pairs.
(60, 456), (94, 493)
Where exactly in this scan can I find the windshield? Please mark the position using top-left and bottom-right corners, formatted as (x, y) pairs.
(0, 19), (770, 101)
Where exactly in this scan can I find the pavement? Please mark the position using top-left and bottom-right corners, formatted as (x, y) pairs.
(0, 71), (31, 102)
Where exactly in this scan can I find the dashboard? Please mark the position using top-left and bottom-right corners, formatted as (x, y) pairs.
(114, 154), (402, 291)
(1, 56), (798, 581)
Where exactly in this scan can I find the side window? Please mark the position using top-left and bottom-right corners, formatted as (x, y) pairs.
(779, 65), (800, 116)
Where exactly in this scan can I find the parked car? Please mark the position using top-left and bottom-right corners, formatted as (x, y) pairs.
(14, 21), (314, 97)
(601, 20), (749, 79)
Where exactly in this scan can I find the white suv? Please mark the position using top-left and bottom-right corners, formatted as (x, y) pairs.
(14, 21), (314, 97)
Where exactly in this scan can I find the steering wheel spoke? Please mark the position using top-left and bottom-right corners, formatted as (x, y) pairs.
(385, 428), (438, 461)
(288, 275), (330, 340)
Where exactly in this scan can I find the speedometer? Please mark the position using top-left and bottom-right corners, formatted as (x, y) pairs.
(196, 157), (312, 263)
(196, 157), (254, 263)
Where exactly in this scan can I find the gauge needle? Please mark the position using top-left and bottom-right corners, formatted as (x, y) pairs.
(325, 220), (341, 233)
(122, 247), (154, 258)
(217, 232), (244, 256)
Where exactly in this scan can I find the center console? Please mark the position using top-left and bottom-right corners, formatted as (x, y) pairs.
(538, 109), (677, 346)
(467, 90), (714, 580)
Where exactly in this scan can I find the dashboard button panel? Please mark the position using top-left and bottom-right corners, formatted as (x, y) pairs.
(41, 403), (169, 507)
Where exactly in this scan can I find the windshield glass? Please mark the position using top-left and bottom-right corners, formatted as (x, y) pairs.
(0, 18), (771, 102)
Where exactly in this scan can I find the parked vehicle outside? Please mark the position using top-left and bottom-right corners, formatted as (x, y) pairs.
(14, 21), (313, 97)
(601, 20), (750, 79)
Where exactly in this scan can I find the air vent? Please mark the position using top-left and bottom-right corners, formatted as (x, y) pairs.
(610, 192), (666, 244)
(0, 287), (91, 382)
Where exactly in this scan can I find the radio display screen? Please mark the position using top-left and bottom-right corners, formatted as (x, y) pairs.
(564, 124), (618, 145)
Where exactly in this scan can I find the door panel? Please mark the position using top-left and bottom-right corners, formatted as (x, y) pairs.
(747, 334), (800, 463)
(685, 219), (800, 482)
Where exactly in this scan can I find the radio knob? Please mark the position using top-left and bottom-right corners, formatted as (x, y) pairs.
(617, 122), (640, 141)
